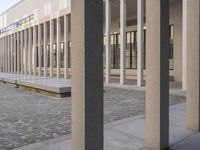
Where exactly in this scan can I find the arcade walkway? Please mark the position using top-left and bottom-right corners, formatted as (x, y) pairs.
(13, 103), (196, 150)
(0, 83), (184, 149)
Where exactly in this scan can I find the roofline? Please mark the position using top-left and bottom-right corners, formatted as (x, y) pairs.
(0, 0), (24, 15)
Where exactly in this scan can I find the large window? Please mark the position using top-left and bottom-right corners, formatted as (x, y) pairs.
(103, 25), (174, 70)
(111, 33), (120, 69)
(36, 47), (39, 67)
(68, 41), (71, 68)
(53, 44), (57, 67)
(41, 46), (44, 67)
(47, 44), (50, 67)
(126, 31), (137, 69)
(61, 42), (64, 68)
(169, 25), (174, 70)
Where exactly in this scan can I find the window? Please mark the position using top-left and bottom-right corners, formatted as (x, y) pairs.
(47, 45), (50, 67)
(169, 25), (174, 70)
(111, 33), (120, 69)
(61, 42), (64, 68)
(41, 46), (44, 67)
(36, 47), (39, 67)
(68, 41), (71, 68)
(53, 44), (57, 67)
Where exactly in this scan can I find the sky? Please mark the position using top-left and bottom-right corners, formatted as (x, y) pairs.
(0, 0), (21, 13)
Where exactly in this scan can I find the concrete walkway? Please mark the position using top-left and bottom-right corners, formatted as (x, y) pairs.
(13, 103), (198, 150)
(0, 73), (71, 95)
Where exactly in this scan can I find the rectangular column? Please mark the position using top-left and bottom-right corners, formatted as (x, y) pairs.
(28, 28), (32, 75)
(3, 37), (6, 72)
(57, 17), (61, 78)
(24, 29), (27, 74)
(120, 0), (126, 85)
(14, 33), (17, 73)
(182, 0), (187, 91)
(44, 22), (47, 77)
(6, 36), (8, 72)
(186, 0), (200, 131)
(4, 37), (6, 72)
(71, 0), (103, 150)
(38, 24), (42, 76)
(21, 30), (24, 74)
(17, 32), (20, 74)
(33, 26), (36, 76)
(8, 35), (10, 73)
(11, 34), (13, 73)
(64, 15), (69, 79)
(145, 0), (169, 150)
(50, 20), (54, 78)
(137, 0), (144, 87)
(0, 39), (1, 72)
(105, 0), (111, 83)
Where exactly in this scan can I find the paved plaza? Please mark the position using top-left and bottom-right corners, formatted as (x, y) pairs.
(0, 83), (185, 149)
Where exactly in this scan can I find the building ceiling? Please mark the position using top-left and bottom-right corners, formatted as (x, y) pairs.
(103, 0), (181, 20)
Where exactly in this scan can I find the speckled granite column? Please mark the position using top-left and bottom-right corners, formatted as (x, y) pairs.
(71, 0), (103, 150)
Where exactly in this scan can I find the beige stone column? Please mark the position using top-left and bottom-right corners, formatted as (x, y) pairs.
(4, 37), (6, 72)
(17, 32), (20, 74)
(186, 0), (200, 131)
(57, 17), (61, 78)
(50, 20), (54, 78)
(33, 26), (36, 76)
(38, 24), (42, 76)
(2, 37), (4, 72)
(11, 34), (13, 73)
(3, 37), (6, 72)
(105, 0), (111, 83)
(145, 0), (170, 150)
(24, 29), (27, 74)
(120, 0), (126, 85)
(71, 0), (103, 150)
(182, 0), (187, 91)
(14, 33), (16, 73)
(44, 22), (47, 77)
(6, 36), (8, 73)
(0, 38), (1, 72)
(64, 15), (69, 79)
(137, 0), (144, 87)
(8, 35), (10, 73)
(28, 28), (32, 75)
(21, 30), (24, 74)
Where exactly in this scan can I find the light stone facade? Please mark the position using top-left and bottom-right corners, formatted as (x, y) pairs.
(0, 0), (183, 83)
(1, 0), (200, 150)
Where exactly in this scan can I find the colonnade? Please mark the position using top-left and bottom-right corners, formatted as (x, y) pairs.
(0, 14), (70, 79)
(71, 0), (200, 150)
(105, 0), (145, 86)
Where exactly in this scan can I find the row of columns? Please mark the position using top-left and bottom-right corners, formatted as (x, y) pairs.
(104, 0), (189, 90)
(0, 15), (70, 79)
(105, 0), (145, 86)
(71, 0), (200, 150)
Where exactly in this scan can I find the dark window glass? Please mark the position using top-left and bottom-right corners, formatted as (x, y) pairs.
(53, 44), (57, 67)
(47, 45), (50, 67)
(36, 47), (39, 67)
(41, 46), (44, 67)
(68, 42), (71, 68)
(61, 42), (64, 68)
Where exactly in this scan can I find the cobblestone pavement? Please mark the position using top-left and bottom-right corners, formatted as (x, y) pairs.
(0, 84), (185, 150)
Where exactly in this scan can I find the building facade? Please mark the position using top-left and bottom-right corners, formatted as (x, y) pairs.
(0, 0), (200, 150)
(0, 0), (183, 85)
